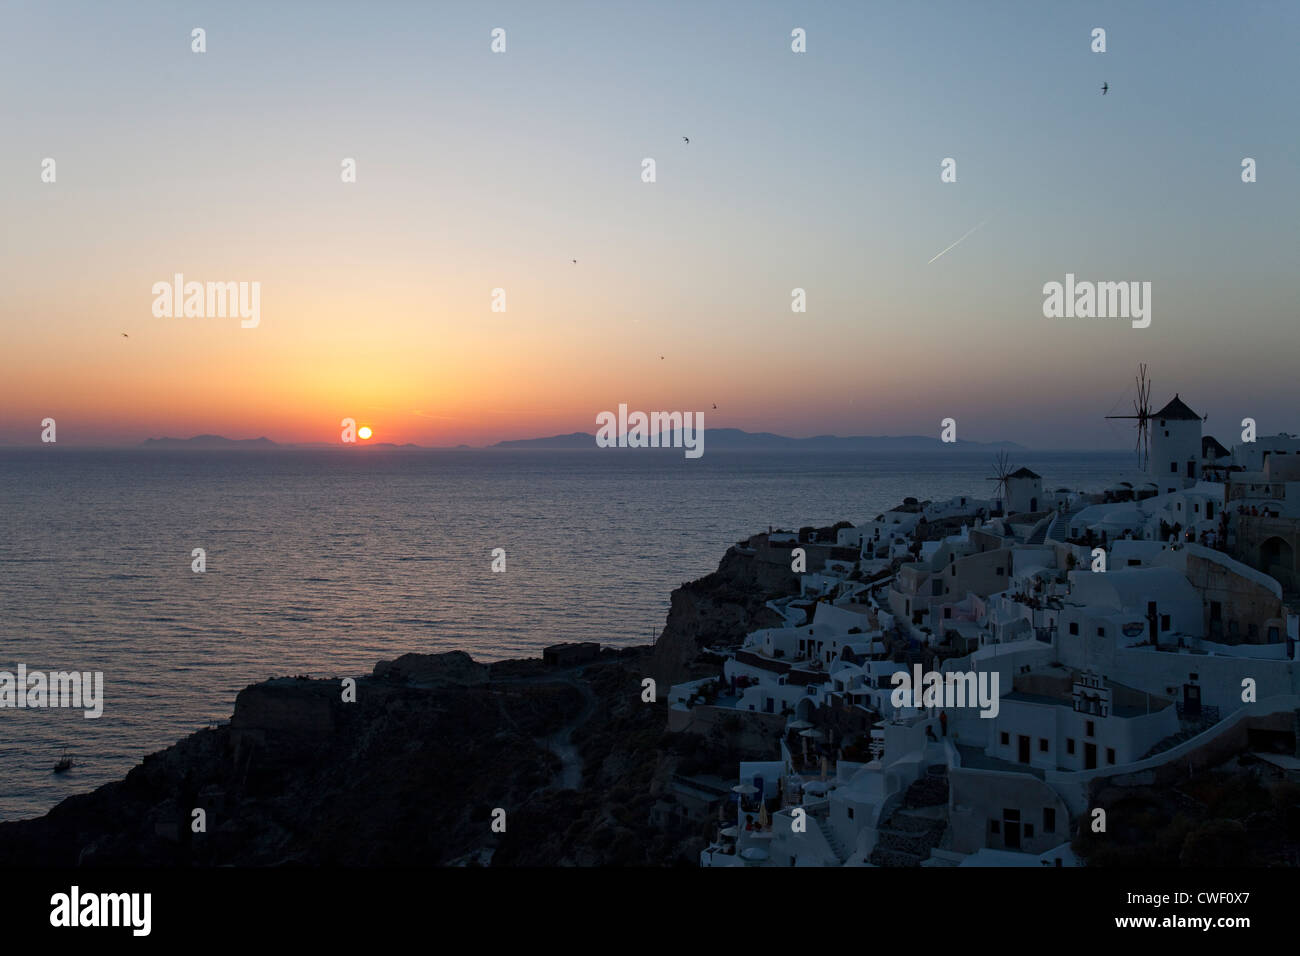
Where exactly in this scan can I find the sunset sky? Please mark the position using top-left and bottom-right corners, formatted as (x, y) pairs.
(2, 0), (1297, 449)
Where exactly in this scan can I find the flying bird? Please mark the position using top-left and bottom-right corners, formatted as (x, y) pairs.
(712, 403), (717, 410)
(1101, 82), (1109, 95)
(660, 355), (665, 360)
(571, 259), (577, 264)
(682, 136), (690, 144)
(120, 333), (128, 337)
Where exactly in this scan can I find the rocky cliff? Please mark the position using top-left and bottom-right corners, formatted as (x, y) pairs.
(0, 538), (807, 867)
(648, 539), (797, 689)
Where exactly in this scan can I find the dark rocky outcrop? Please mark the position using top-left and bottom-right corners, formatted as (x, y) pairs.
(0, 533), (819, 867)
(0, 671), (579, 866)
(371, 650), (489, 687)
(648, 536), (801, 689)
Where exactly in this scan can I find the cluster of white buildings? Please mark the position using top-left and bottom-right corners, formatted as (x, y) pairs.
(672, 394), (1300, 867)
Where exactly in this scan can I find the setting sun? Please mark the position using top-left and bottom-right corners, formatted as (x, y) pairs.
(358, 426), (373, 440)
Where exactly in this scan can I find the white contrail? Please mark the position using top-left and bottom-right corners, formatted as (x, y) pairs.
(928, 220), (987, 264)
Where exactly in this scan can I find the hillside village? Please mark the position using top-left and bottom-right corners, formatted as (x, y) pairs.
(667, 391), (1300, 866)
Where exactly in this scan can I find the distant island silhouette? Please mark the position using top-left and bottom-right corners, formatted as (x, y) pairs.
(138, 430), (1026, 452)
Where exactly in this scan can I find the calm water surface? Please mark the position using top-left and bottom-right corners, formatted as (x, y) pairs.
(0, 447), (1130, 819)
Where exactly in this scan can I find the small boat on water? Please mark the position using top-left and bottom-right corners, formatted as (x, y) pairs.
(53, 753), (74, 774)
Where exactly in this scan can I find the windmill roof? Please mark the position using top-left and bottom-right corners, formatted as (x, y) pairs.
(1008, 467), (1041, 479)
(1154, 394), (1201, 421)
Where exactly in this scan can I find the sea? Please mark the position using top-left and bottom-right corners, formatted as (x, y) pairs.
(0, 447), (1131, 821)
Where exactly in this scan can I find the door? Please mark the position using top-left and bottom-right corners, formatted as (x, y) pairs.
(1018, 735), (1031, 764)
(1183, 684), (1201, 717)
(1003, 809), (1021, 849)
(1084, 742), (1097, 770)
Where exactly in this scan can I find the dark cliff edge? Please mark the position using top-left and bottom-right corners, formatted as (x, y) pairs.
(0, 534), (805, 867)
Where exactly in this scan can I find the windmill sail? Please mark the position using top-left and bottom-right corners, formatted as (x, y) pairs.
(987, 451), (1012, 509)
(1105, 363), (1153, 470)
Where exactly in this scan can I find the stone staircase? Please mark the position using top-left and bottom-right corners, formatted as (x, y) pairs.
(1048, 506), (1086, 543)
(814, 815), (849, 865)
(868, 766), (950, 867)
(1141, 712), (1225, 759)
(1024, 519), (1049, 545)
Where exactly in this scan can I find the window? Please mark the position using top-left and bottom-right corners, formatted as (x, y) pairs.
(1086, 721), (1095, 737)
(996, 567), (1005, 576)
(1066, 738), (1075, 755)
(944, 607), (951, 619)
(1161, 615), (1171, 631)
(847, 807), (854, 820)
(1025, 824), (1034, 838)
(1170, 462), (1177, 473)
(1069, 622), (1079, 635)
(990, 820), (1000, 834)
(1106, 748), (1116, 765)
(1039, 738), (1049, 753)
(1044, 808), (1056, 833)
(1097, 627), (1105, 637)
(1000, 732), (1009, 746)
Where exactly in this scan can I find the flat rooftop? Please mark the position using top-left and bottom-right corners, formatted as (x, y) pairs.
(1004, 690), (1157, 719)
(956, 745), (1046, 779)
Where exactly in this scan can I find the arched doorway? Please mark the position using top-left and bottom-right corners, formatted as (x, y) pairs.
(1261, 535), (1293, 567)
(1260, 536), (1295, 587)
